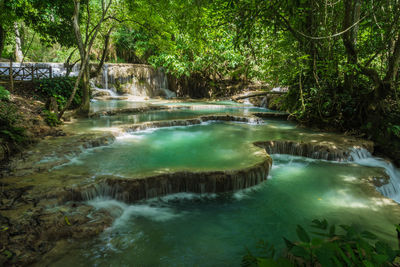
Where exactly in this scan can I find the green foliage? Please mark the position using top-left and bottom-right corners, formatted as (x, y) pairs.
(42, 109), (61, 127)
(242, 219), (400, 267)
(34, 77), (81, 110)
(0, 86), (10, 101)
(0, 102), (26, 145)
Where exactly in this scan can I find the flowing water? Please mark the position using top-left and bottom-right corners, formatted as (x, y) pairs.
(34, 100), (400, 266)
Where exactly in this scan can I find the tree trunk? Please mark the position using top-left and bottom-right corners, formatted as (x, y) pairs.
(0, 25), (5, 58)
(342, 0), (361, 93)
(14, 22), (23, 62)
(59, 0), (112, 119)
(384, 33), (400, 91)
(90, 29), (112, 79)
(78, 65), (91, 116)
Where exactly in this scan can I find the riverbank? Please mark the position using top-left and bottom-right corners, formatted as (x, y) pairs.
(0, 94), (65, 165)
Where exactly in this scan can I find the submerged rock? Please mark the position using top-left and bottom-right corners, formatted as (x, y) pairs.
(253, 112), (290, 120)
(3, 133), (115, 177)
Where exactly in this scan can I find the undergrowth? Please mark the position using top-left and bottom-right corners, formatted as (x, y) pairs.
(242, 219), (400, 267)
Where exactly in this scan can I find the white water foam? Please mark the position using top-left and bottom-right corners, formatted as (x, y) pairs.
(271, 149), (400, 203)
(350, 149), (400, 203)
(88, 197), (180, 229)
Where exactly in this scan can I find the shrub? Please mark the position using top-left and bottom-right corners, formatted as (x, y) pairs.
(34, 77), (81, 110)
(0, 102), (26, 145)
(242, 219), (400, 267)
(0, 86), (10, 101)
(42, 109), (62, 127)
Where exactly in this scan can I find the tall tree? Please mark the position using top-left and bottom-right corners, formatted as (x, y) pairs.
(59, 0), (116, 118)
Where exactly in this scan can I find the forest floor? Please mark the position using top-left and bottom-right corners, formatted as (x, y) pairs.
(0, 94), (65, 165)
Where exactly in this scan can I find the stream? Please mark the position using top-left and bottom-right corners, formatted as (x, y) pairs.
(32, 99), (400, 266)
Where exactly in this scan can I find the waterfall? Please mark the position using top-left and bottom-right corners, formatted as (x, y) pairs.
(349, 148), (400, 203)
(96, 64), (175, 99)
(0, 62), (176, 99)
(62, 156), (272, 204)
(103, 64), (108, 90)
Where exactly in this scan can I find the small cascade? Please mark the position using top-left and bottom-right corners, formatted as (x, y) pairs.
(256, 140), (400, 203)
(260, 97), (268, 108)
(90, 80), (118, 98)
(62, 157), (271, 203)
(103, 64), (108, 90)
(243, 98), (253, 106)
(122, 115), (263, 133)
(254, 140), (355, 161)
(349, 148), (400, 203)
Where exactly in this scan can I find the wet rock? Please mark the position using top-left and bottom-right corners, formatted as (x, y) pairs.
(0, 201), (113, 266)
(92, 90), (111, 97)
(3, 133), (115, 177)
(253, 112), (289, 120)
(370, 175), (390, 187)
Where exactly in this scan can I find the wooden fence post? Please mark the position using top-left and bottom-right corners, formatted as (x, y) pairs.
(49, 66), (52, 79)
(9, 60), (14, 92)
(31, 66), (35, 81)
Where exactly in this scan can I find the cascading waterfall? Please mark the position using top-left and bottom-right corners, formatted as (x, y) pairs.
(0, 62), (176, 99)
(255, 140), (400, 203)
(103, 64), (108, 90)
(65, 158), (271, 203)
(349, 148), (400, 203)
(95, 64), (176, 99)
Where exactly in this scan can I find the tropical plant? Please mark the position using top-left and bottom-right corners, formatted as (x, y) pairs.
(0, 86), (10, 101)
(0, 102), (26, 145)
(42, 109), (61, 127)
(242, 219), (400, 267)
(34, 77), (81, 110)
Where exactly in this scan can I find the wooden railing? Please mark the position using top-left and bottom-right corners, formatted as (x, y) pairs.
(0, 65), (53, 82)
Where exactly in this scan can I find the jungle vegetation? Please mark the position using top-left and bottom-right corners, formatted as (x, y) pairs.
(0, 0), (399, 158)
(1, 0), (400, 263)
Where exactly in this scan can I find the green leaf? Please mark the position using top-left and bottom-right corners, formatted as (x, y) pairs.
(335, 244), (351, 266)
(3, 250), (12, 259)
(296, 225), (310, 243)
(291, 246), (310, 260)
(311, 238), (324, 247)
(64, 216), (71, 226)
(372, 254), (388, 265)
(258, 258), (293, 267)
(315, 246), (335, 267)
(311, 219), (328, 230)
(329, 225), (336, 236)
(283, 237), (295, 250)
(362, 260), (375, 267)
(361, 231), (377, 240)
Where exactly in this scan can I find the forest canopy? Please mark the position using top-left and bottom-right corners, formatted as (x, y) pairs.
(0, 0), (399, 161)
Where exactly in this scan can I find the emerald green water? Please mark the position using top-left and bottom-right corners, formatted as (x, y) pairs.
(39, 100), (400, 266)
(45, 156), (399, 266)
(67, 100), (271, 134)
